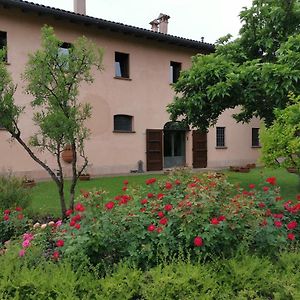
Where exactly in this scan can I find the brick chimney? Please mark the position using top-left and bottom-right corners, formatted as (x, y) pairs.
(74, 0), (86, 15)
(150, 13), (170, 34)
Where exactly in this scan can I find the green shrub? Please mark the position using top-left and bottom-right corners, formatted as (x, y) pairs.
(0, 174), (31, 210)
(1, 250), (300, 299)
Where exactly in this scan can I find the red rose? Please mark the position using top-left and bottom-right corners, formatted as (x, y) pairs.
(287, 233), (295, 240)
(70, 220), (76, 227)
(75, 223), (81, 230)
(273, 213), (283, 219)
(165, 182), (172, 190)
(17, 214), (24, 220)
(105, 201), (115, 210)
(147, 193), (154, 199)
(15, 207), (22, 212)
(297, 194), (300, 201)
(123, 180), (129, 185)
(72, 214), (81, 222)
(211, 218), (220, 225)
(217, 215), (226, 221)
(174, 179), (181, 185)
(56, 240), (64, 247)
(263, 186), (269, 192)
(159, 217), (168, 225)
(258, 202), (266, 208)
(140, 199), (148, 205)
(3, 215), (9, 221)
(122, 186), (127, 191)
(4, 209), (10, 215)
(140, 208), (146, 213)
(275, 196), (283, 201)
(52, 251), (60, 261)
(75, 203), (85, 212)
(66, 209), (73, 216)
(146, 178), (156, 185)
(287, 221), (297, 230)
(164, 204), (173, 211)
(266, 177), (276, 185)
(274, 221), (282, 228)
(147, 224), (156, 232)
(156, 227), (163, 233)
(249, 184), (255, 189)
(157, 211), (164, 218)
(193, 236), (203, 247)
(157, 193), (164, 200)
(260, 219), (267, 226)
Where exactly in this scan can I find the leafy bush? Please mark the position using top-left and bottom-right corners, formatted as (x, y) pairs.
(0, 208), (28, 245)
(1, 250), (300, 299)
(42, 172), (300, 268)
(0, 174), (31, 210)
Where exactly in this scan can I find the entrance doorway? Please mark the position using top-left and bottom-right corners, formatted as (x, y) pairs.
(163, 122), (187, 168)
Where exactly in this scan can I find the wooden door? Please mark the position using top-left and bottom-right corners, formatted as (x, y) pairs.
(146, 129), (163, 171)
(192, 130), (207, 168)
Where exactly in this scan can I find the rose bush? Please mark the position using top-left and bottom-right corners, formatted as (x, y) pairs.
(34, 172), (300, 268)
(3, 171), (300, 270)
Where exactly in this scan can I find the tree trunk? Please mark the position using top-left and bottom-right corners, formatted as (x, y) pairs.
(69, 142), (78, 210)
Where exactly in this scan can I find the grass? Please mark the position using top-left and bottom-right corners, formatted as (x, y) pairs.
(27, 173), (165, 217)
(26, 168), (299, 218)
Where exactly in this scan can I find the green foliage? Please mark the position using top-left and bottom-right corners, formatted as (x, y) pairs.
(0, 174), (30, 210)
(168, 0), (300, 130)
(1, 250), (300, 299)
(260, 94), (300, 174)
(0, 25), (103, 217)
(39, 172), (300, 269)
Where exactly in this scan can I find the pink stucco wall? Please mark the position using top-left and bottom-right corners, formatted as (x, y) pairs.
(0, 7), (261, 179)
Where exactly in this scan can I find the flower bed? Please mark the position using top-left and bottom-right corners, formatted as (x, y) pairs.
(1, 172), (300, 269)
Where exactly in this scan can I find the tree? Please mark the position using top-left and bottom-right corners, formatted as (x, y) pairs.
(260, 94), (300, 190)
(167, 0), (300, 131)
(0, 26), (103, 217)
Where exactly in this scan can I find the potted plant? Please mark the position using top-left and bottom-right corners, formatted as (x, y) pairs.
(79, 165), (91, 181)
(22, 176), (36, 188)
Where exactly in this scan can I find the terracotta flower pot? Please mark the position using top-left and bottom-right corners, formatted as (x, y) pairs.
(79, 174), (91, 181)
(61, 146), (73, 163)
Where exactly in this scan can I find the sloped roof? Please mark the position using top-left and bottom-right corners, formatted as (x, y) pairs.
(0, 0), (215, 52)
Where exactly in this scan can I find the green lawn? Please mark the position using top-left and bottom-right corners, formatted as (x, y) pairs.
(26, 168), (299, 218)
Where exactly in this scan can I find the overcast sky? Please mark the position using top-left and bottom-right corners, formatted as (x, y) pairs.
(30, 0), (253, 44)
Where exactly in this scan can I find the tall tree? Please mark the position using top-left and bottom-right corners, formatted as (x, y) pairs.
(260, 94), (300, 190)
(167, 0), (300, 131)
(0, 26), (103, 217)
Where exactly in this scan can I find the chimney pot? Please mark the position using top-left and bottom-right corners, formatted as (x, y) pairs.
(74, 0), (86, 15)
(150, 13), (170, 34)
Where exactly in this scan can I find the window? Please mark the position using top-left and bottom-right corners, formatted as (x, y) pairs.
(0, 31), (7, 62)
(216, 127), (225, 147)
(58, 42), (71, 68)
(170, 61), (181, 83)
(115, 52), (129, 78)
(252, 128), (260, 147)
(114, 115), (133, 132)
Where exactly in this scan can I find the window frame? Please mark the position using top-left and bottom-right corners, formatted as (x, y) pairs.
(113, 114), (134, 133)
(114, 52), (130, 79)
(251, 127), (261, 147)
(170, 61), (182, 83)
(216, 126), (226, 148)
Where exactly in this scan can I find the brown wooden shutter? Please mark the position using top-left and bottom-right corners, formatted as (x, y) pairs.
(146, 129), (163, 171)
(192, 130), (207, 168)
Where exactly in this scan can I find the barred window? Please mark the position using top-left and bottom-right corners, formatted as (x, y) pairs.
(252, 128), (260, 147)
(114, 115), (133, 132)
(216, 127), (225, 147)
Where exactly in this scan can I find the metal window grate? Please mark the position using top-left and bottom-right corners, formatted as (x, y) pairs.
(216, 127), (225, 147)
(252, 128), (260, 146)
(114, 115), (133, 132)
